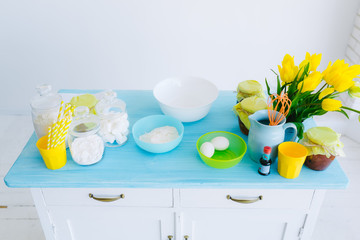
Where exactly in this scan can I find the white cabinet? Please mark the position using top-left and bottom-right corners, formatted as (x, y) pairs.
(48, 207), (174, 240)
(179, 189), (313, 240)
(180, 209), (306, 240)
(35, 188), (175, 240)
(32, 188), (324, 240)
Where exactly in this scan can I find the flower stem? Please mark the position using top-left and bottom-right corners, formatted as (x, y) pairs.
(310, 83), (327, 101)
(341, 106), (360, 114)
(316, 83), (327, 94)
(296, 103), (321, 108)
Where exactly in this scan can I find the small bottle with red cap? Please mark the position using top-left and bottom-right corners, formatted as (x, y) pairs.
(258, 146), (272, 176)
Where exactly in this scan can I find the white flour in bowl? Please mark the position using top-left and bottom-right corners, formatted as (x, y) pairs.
(139, 126), (179, 144)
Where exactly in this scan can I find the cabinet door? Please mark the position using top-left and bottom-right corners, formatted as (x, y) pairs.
(180, 209), (306, 240)
(48, 206), (174, 240)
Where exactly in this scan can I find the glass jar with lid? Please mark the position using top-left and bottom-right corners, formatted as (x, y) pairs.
(95, 90), (129, 147)
(68, 106), (105, 165)
(30, 84), (62, 138)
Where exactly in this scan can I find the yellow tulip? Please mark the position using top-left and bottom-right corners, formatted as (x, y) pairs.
(278, 54), (299, 83)
(322, 60), (357, 92)
(348, 81), (360, 98)
(344, 64), (360, 78)
(307, 52), (322, 72)
(299, 52), (322, 74)
(298, 71), (322, 93)
(319, 88), (335, 100)
(321, 99), (342, 111)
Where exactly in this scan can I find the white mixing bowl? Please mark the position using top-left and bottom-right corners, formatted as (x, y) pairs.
(153, 77), (219, 122)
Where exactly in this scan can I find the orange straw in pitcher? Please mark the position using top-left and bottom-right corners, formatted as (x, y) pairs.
(267, 92), (292, 126)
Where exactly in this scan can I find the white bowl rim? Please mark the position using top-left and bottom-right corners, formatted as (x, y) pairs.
(153, 76), (219, 110)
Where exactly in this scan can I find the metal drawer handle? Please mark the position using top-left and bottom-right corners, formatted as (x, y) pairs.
(89, 193), (125, 202)
(184, 235), (189, 240)
(0, 206), (7, 208)
(168, 235), (173, 240)
(226, 194), (263, 204)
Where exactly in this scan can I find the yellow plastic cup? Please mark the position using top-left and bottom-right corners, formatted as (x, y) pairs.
(277, 142), (308, 179)
(36, 136), (67, 170)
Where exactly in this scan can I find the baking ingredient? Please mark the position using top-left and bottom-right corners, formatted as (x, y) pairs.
(140, 126), (179, 144)
(31, 84), (62, 138)
(200, 136), (230, 157)
(258, 146), (272, 176)
(200, 142), (215, 158)
(211, 136), (229, 151)
(99, 112), (129, 145)
(70, 135), (104, 165)
(33, 111), (58, 138)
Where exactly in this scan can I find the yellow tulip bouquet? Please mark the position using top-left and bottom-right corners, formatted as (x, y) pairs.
(266, 52), (360, 139)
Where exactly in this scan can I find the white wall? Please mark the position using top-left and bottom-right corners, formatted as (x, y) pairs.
(1, 0), (359, 114)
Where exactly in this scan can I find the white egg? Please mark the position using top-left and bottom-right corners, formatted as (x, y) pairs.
(211, 136), (229, 151)
(200, 142), (215, 158)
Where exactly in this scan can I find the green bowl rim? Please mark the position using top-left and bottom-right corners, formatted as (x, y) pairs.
(196, 131), (247, 162)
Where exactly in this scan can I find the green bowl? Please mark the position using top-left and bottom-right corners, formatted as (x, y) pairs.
(196, 131), (247, 169)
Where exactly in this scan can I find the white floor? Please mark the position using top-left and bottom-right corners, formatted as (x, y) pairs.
(1, 114), (360, 240)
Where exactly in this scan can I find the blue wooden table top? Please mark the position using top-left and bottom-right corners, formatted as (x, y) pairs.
(4, 90), (349, 189)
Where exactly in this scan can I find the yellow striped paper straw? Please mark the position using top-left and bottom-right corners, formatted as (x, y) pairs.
(52, 104), (72, 148)
(59, 117), (66, 135)
(50, 124), (55, 149)
(49, 123), (56, 149)
(53, 118), (66, 148)
(55, 105), (70, 147)
(47, 126), (52, 150)
(57, 101), (64, 122)
(64, 105), (73, 130)
(63, 103), (71, 115)
(50, 123), (60, 149)
(58, 116), (72, 146)
(59, 118), (67, 147)
(63, 104), (72, 121)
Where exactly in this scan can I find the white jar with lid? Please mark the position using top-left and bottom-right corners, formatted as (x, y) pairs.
(95, 91), (129, 147)
(30, 84), (62, 138)
(68, 106), (105, 165)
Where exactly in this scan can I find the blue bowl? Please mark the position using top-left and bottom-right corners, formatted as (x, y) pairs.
(132, 115), (184, 153)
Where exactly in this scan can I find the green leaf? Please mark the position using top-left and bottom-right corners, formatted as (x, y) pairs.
(270, 69), (279, 76)
(265, 78), (271, 96)
(338, 109), (350, 119)
(312, 109), (327, 116)
(291, 122), (304, 140)
(301, 63), (310, 79)
(341, 106), (360, 114)
(281, 81), (290, 92)
(277, 75), (281, 95)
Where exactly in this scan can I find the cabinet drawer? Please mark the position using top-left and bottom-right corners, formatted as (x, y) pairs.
(42, 188), (173, 207)
(180, 189), (313, 209)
